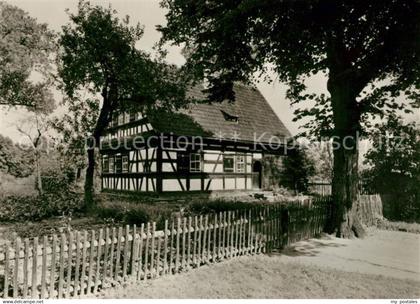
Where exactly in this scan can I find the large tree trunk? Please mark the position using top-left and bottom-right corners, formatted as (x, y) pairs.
(328, 77), (366, 238)
(83, 83), (116, 209)
(84, 138), (97, 210)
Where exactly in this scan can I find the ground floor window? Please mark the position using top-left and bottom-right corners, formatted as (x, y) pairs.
(177, 152), (190, 172)
(190, 153), (201, 172)
(223, 155), (235, 172)
(102, 155), (109, 173)
(115, 155), (122, 173)
(236, 155), (245, 173)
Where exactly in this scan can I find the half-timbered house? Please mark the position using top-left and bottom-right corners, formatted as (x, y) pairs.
(99, 84), (292, 194)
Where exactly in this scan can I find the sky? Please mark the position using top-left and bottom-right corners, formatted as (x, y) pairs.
(0, 0), (309, 143)
(0, 0), (418, 145)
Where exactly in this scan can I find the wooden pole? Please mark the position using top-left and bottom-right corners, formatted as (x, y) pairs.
(74, 232), (81, 296)
(13, 237), (21, 298)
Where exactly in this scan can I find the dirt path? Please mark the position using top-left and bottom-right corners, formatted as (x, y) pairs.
(280, 228), (420, 281)
(93, 229), (420, 299)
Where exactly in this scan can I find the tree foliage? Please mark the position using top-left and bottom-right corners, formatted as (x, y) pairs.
(363, 116), (420, 221)
(280, 148), (316, 194)
(58, 1), (193, 207)
(159, 0), (419, 134)
(0, 134), (34, 178)
(159, 0), (420, 237)
(0, 1), (56, 111)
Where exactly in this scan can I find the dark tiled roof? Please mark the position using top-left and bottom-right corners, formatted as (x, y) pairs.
(148, 84), (291, 144)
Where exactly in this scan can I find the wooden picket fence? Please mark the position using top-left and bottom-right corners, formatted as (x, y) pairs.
(0, 198), (331, 299)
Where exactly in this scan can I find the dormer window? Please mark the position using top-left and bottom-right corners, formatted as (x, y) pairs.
(221, 110), (239, 123)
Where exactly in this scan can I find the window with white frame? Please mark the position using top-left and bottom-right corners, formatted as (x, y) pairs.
(190, 153), (201, 172)
(118, 113), (124, 125)
(109, 156), (115, 173)
(236, 155), (245, 173)
(102, 155), (109, 173)
(122, 155), (129, 173)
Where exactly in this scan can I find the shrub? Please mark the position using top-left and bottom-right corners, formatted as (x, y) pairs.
(124, 208), (150, 226)
(0, 192), (84, 222)
(95, 207), (125, 222)
(188, 199), (261, 215)
(41, 167), (76, 193)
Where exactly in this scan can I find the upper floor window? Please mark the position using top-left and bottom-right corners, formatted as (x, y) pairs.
(223, 155), (235, 173)
(236, 155), (245, 173)
(109, 156), (115, 173)
(122, 155), (129, 173)
(190, 153), (201, 172)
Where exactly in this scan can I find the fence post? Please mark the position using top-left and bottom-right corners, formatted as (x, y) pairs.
(13, 237), (20, 298)
(66, 231), (73, 298)
(123, 225), (130, 279)
(168, 221), (174, 275)
(144, 223), (150, 281)
(137, 224), (144, 280)
(193, 216), (197, 265)
(197, 215), (202, 265)
(163, 220), (169, 274)
(156, 226), (161, 278)
(87, 230), (95, 294)
(40, 236), (47, 299)
(23, 238), (29, 298)
(281, 208), (289, 248)
(74, 232), (81, 296)
(247, 209), (252, 255)
(50, 234), (58, 298)
(206, 215), (211, 263)
(4, 243), (9, 298)
(95, 229), (104, 292)
(202, 215), (208, 263)
(58, 235), (65, 298)
(114, 227), (122, 281)
(181, 218), (186, 270)
(150, 223), (155, 279)
(130, 225), (137, 277)
(175, 218), (180, 273)
(212, 213), (217, 262)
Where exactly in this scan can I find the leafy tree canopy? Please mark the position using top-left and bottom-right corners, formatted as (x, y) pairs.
(0, 134), (34, 178)
(159, 0), (420, 237)
(0, 1), (56, 111)
(280, 148), (316, 193)
(59, 0), (192, 123)
(159, 0), (419, 137)
(365, 116), (419, 179)
(58, 1), (194, 206)
(363, 115), (419, 220)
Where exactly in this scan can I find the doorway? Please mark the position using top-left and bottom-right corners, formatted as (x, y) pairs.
(252, 160), (262, 189)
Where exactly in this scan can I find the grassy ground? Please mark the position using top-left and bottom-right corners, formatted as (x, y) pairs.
(377, 219), (420, 234)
